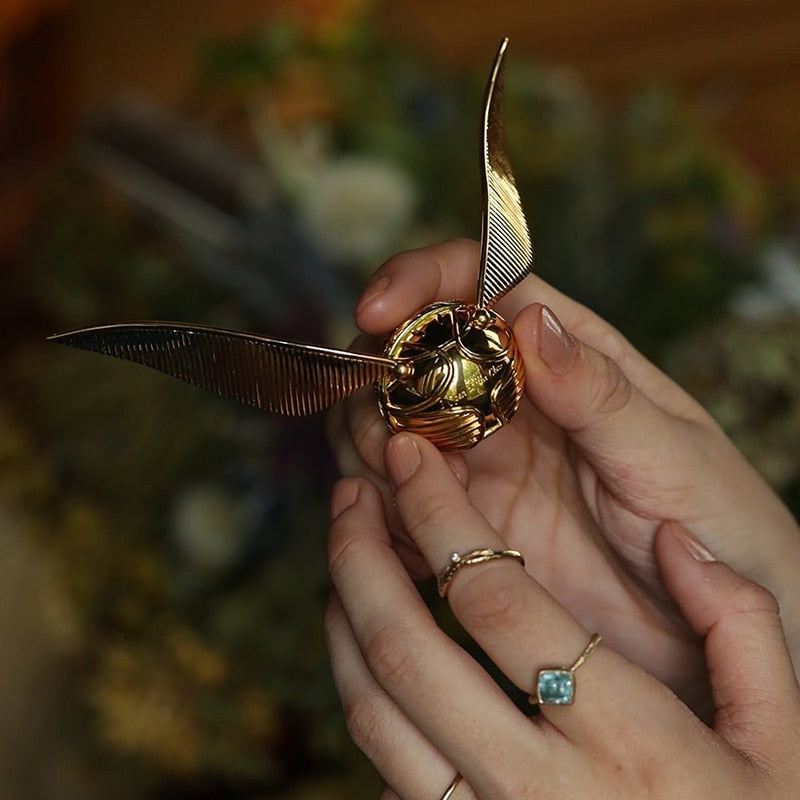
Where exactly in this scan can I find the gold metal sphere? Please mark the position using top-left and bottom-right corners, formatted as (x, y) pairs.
(377, 301), (525, 450)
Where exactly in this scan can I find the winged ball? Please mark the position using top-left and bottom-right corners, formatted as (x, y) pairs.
(377, 301), (525, 450)
(48, 38), (533, 453)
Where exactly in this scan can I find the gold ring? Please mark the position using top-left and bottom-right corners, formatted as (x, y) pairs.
(439, 772), (462, 800)
(437, 548), (525, 598)
(530, 633), (602, 706)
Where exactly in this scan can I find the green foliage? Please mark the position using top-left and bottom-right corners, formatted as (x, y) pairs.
(6, 10), (798, 797)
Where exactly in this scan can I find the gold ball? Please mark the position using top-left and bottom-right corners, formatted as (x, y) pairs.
(377, 301), (525, 450)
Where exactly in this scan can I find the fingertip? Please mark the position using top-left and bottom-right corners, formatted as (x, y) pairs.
(654, 520), (720, 637)
(328, 477), (394, 575)
(514, 303), (586, 427)
(385, 432), (457, 492)
(508, 302), (539, 364)
(659, 520), (716, 566)
(354, 240), (480, 334)
(354, 248), (435, 334)
(511, 301), (542, 336)
(354, 273), (394, 332)
(516, 303), (686, 486)
(514, 303), (574, 388)
(516, 303), (581, 377)
(385, 433), (422, 487)
(342, 383), (393, 478)
(655, 521), (800, 755)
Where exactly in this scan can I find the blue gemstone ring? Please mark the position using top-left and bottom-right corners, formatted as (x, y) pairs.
(530, 633), (603, 706)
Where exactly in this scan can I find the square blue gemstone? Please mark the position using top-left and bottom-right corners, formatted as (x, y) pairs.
(537, 669), (574, 705)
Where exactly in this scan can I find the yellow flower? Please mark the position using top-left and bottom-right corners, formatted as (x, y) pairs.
(238, 688), (280, 743)
(91, 643), (205, 773)
(166, 626), (229, 688)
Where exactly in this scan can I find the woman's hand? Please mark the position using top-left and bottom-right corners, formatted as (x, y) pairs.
(326, 434), (800, 798)
(327, 238), (800, 713)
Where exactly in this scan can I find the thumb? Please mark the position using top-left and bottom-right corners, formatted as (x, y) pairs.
(513, 303), (709, 515)
(655, 520), (800, 762)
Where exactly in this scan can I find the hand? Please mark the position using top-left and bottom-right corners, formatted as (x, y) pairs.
(325, 434), (800, 799)
(327, 238), (800, 713)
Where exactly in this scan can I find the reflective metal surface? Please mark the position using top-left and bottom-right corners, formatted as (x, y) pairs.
(477, 37), (534, 309)
(50, 38), (533, 451)
(377, 302), (524, 450)
(51, 322), (395, 416)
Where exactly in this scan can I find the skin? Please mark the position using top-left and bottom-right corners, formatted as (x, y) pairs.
(327, 238), (800, 715)
(325, 437), (800, 798)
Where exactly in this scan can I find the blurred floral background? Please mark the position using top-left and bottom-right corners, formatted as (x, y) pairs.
(1, 0), (800, 797)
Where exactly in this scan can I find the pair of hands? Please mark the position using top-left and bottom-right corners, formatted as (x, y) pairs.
(325, 239), (800, 797)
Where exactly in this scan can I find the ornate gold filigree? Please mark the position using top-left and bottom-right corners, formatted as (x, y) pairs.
(50, 38), (533, 451)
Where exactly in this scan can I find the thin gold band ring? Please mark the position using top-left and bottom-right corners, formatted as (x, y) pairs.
(439, 772), (462, 800)
(437, 548), (525, 597)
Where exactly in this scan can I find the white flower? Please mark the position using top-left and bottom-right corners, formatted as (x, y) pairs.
(300, 156), (416, 267)
(731, 241), (800, 320)
(171, 484), (251, 571)
(763, 242), (800, 310)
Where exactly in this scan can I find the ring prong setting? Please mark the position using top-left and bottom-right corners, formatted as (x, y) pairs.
(530, 633), (602, 707)
(536, 669), (575, 705)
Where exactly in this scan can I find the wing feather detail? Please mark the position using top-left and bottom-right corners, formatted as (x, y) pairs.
(476, 38), (534, 309)
(49, 323), (395, 416)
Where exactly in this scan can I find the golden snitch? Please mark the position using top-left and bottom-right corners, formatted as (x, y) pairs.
(50, 38), (533, 451)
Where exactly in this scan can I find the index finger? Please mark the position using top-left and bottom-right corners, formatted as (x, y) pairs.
(327, 477), (553, 796)
(355, 238), (586, 334)
(355, 239), (482, 335)
(355, 238), (702, 423)
(384, 432), (698, 746)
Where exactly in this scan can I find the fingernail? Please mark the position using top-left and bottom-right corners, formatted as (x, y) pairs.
(539, 306), (577, 375)
(330, 479), (360, 521)
(670, 521), (716, 563)
(387, 434), (421, 485)
(355, 274), (390, 315)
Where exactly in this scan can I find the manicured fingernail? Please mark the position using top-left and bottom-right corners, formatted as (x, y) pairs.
(330, 479), (360, 521)
(670, 521), (716, 563)
(355, 274), (390, 315)
(539, 306), (577, 375)
(387, 434), (421, 485)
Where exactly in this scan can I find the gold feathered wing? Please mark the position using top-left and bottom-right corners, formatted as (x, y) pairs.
(476, 38), (534, 310)
(49, 323), (395, 416)
(49, 40), (531, 419)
